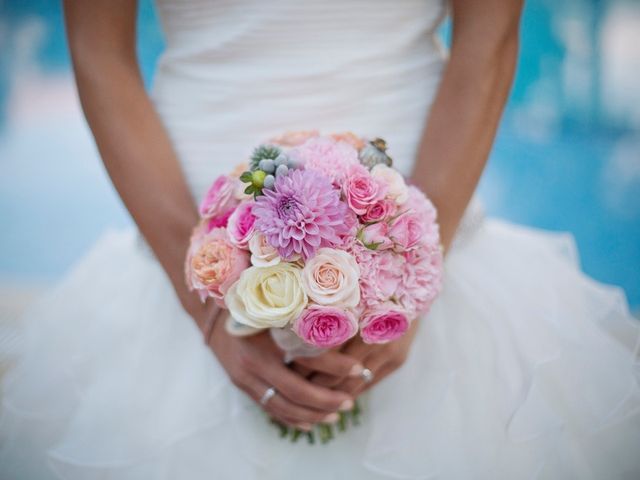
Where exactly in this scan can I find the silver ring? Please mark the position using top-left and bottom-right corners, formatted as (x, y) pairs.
(260, 387), (276, 406)
(361, 368), (374, 384)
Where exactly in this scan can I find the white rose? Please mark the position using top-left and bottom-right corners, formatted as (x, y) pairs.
(371, 164), (409, 204)
(301, 248), (360, 308)
(248, 232), (281, 267)
(226, 263), (307, 329)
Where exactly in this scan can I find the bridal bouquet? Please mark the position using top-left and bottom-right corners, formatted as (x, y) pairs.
(185, 131), (443, 441)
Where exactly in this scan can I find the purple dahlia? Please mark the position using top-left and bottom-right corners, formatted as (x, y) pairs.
(253, 169), (349, 261)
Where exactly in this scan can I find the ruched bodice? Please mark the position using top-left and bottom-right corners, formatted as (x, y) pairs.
(152, 0), (447, 200)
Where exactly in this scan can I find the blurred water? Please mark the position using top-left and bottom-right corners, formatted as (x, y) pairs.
(0, 0), (639, 308)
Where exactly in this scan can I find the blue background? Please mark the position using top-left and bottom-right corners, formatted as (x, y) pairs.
(1, 0), (639, 309)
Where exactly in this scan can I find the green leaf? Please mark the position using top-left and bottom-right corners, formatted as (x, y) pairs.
(240, 171), (253, 183)
(244, 185), (255, 194)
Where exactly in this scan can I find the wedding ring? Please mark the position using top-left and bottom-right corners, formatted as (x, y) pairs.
(260, 387), (277, 406)
(361, 368), (374, 384)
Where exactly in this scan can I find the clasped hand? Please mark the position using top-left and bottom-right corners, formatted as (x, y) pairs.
(204, 305), (418, 431)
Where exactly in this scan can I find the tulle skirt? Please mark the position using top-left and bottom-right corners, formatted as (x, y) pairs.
(1, 217), (639, 480)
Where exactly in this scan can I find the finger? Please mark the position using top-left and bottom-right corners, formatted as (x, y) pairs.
(311, 341), (377, 387)
(243, 375), (340, 426)
(289, 362), (314, 378)
(259, 360), (354, 413)
(293, 351), (364, 379)
(335, 353), (388, 397)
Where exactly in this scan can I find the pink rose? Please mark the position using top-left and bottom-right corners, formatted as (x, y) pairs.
(199, 175), (239, 219)
(360, 222), (393, 250)
(227, 201), (256, 248)
(405, 186), (440, 245)
(206, 207), (235, 232)
(388, 211), (426, 251)
(344, 165), (386, 215)
(360, 198), (397, 223)
(293, 306), (358, 349)
(360, 306), (410, 344)
(185, 227), (249, 306)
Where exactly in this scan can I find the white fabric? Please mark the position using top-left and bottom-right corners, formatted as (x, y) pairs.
(2, 0), (640, 478)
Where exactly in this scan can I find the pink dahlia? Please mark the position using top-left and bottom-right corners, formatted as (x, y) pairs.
(289, 136), (360, 185)
(253, 169), (350, 261)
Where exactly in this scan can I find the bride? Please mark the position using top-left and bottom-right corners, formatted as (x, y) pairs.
(2, 0), (639, 478)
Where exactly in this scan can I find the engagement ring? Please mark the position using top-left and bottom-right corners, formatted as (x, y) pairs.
(260, 387), (277, 406)
(361, 368), (374, 384)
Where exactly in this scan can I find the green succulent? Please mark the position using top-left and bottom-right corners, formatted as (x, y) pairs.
(249, 144), (282, 171)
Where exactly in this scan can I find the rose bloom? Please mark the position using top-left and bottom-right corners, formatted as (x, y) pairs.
(206, 207), (235, 232)
(329, 132), (366, 150)
(199, 175), (239, 219)
(227, 201), (256, 248)
(293, 306), (358, 349)
(248, 232), (281, 267)
(344, 164), (386, 215)
(301, 248), (360, 308)
(185, 227), (249, 306)
(388, 210), (426, 251)
(405, 185), (440, 244)
(371, 164), (409, 205)
(269, 130), (320, 147)
(360, 222), (393, 250)
(360, 198), (397, 223)
(225, 263), (308, 329)
(360, 306), (410, 344)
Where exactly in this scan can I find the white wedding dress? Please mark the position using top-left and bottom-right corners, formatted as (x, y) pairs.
(2, 1), (640, 479)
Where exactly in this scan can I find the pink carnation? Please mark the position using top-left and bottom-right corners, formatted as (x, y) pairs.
(199, 175), (239, 220)
(253, 169), (350, 261)
(397, 246), (443, 317)
(185, 227), (249, 306)
(293, 306), (358, 349)
(350, 243), (403, 309)
(360, 306), (410, 344)
(289, 136), (360, 185)
(227, 201), (256, 248)
(344, 165), (386, 215)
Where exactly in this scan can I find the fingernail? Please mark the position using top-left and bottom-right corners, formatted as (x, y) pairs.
(349, 364), (364, 377)
(339, 399), (354, 412)
(323, 413), (340, 424)
(297, 423), (313, 432)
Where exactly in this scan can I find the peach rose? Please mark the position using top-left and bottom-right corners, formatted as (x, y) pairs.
(301, 248), (360, 308)
(185, 227), (249, 306)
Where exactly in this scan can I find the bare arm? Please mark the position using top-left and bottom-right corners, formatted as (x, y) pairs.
(411, 0), (523, 250)
(63, 0), (358, 428)
(63, 0), (207, 324)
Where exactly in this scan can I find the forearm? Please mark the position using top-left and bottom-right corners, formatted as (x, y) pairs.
(411, 2), (522, 250)
(65, 2), (201, 318)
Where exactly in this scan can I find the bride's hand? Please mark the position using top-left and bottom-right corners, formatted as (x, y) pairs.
(309, 320), (420, 397)
(201, 306), (356, 430)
